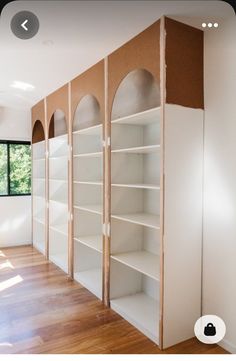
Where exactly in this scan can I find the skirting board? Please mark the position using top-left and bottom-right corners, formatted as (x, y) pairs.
(219, 339), (236, 354)
(0, 240), (32, 248)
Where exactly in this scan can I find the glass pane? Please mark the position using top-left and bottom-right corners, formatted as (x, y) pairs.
(9, 144), (31, 195)
(0, 143), (8, 195)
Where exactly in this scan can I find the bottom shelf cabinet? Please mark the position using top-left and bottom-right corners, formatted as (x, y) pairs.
(74, 241), (103, 300)
(49, 229), (68, 273)
(33, 219), (45, 255)
(110, 259), (159, 344)
(74, 268), (102, 300)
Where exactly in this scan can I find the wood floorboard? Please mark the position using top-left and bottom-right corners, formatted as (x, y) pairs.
(0, 245), (229, 354)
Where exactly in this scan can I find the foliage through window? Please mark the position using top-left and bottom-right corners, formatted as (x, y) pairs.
(0, 141), (31, 196)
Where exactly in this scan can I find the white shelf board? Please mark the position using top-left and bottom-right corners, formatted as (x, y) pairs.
(34, 158), (45, 162)
(74, 268), (102, 299)
(50, 253), (68, 273)
(50, 198), (68, 206)
(112, 212), (160, 229)
(73, 151), (102, 158)
(111, 183), (160, 190)
(50, 224), (68, 236)
(49, 178), (67, 183)
(33, 217), (45, 225)
(34, 177), (45, 181)
(111, 107), (160, 125)
(111, 292), (159, 344)
(33, 195), (45, 200)
(49, 155), (68, 160)
(74, 235), (102, 253)
(74, 204), (102, 216)
(73, 123), (102, 135)
(111, 251), (159, 280)
(74, 181), (102, 186)
(49, 133), (67, 140)
(112, 145), (160, 154)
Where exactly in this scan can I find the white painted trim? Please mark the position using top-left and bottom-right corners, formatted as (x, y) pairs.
(219, 339), (236, 354)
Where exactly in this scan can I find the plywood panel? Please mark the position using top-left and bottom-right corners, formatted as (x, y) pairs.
(46, 84), (69, 135)
(71, 60), (105, 124)
(163, 104), (203, 348)
(108, 20), (160, 118)
(165, 17), (204, 109)
(32, 100), (46, 143)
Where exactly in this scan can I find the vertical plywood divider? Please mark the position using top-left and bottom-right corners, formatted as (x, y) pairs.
(44, 98), (49, 259)
(159, 16), (166, 350)
(103, 57), (110, 306)
(68, 82), (73, 278)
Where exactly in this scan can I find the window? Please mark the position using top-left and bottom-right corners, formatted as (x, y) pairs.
(0, 141), (31, 196)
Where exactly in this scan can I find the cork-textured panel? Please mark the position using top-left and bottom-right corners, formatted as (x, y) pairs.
(165, 17), (204, 109)
(108, 20), (160, 118)
(31, 99), (46, 142)
(46, 84), (69, 133)
(71, 60), (105, 125)
(32, 120), (45, 144)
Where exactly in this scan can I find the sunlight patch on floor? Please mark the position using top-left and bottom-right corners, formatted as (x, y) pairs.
(0, 260), (14, 270)
(0, 275), (23, 292)
(0, 251), (6, 258)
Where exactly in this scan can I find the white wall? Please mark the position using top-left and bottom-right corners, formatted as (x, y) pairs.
(0, 107), (32, 247)
(203, 15), (236, 353)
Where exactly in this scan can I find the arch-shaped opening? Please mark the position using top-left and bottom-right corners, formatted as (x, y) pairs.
(73, 94), (101, 131)
(111, 69), (160, 120)
(49, 109), (67, 139)
(32, 119), (45, 144)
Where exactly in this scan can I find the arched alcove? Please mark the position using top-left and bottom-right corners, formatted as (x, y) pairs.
(49, 109), (67, 138)
(32, 119), (45, 144)
(111, 69), (160, 120)
(73, 94), (101, 131)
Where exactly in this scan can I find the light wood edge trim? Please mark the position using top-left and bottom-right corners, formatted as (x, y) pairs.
(103, 56), (110, 306)
(44, 97), (49, 260)
(68, 81), (74, 279)
(31, 131), (34, 248)
(159, 15), (166, 350)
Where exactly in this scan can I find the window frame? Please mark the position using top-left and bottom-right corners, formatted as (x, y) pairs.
(0, 140), (31, 197)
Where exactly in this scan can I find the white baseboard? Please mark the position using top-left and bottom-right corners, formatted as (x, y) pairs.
(0, 240), (32, 248)
(219, 338), (236, 354)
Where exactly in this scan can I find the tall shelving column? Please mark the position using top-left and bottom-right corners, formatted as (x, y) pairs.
(110, 92), (161, 345)
(71, 62), (105, 300)
(32, 134), (46, 255)
(31, 103), (47, 256)
(107, 22), (162, 345)
(48, 110), (69, 273)
(73, 96), (103, 300)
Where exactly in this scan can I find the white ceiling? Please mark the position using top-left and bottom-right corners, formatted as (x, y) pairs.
(0, 0), (234, 109)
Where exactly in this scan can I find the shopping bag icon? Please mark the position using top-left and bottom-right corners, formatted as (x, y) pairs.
(204, 323), (216, 336)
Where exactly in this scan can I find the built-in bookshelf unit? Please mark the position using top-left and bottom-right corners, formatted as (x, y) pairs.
(48, 109), (69, 273)
(32, 119), (46, 255)
(31, 17), (204, 350)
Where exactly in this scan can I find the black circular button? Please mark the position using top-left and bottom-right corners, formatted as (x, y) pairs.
(10, 11), (39, 40)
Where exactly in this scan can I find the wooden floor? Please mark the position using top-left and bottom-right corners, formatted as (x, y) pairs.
(0, 246), (228, 354)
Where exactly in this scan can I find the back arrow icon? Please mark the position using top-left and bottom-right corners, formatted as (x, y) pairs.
(21, 19), (28, 31)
